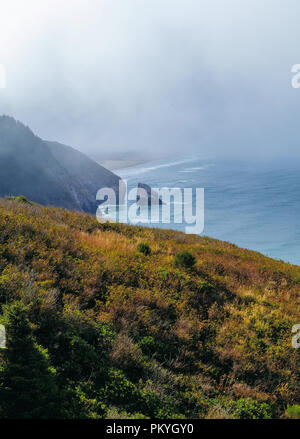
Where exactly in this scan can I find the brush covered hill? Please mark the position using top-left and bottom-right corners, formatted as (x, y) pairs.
(0, 197), (299, 419)
(0, 116), (120, 213)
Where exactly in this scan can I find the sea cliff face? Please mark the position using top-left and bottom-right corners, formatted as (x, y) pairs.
(0, 116), (120, 213)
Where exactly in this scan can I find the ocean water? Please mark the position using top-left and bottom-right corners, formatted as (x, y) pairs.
(116, 157), (300, 266)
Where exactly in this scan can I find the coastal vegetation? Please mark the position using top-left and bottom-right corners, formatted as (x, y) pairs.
(0, 197), (299, 419)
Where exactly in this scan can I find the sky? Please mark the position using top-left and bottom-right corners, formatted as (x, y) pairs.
(0, 0), (300, 161)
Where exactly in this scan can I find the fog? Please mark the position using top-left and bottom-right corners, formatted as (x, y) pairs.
(0, 0), (300, 161)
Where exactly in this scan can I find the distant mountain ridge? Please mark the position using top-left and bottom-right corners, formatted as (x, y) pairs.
(0, 116), (120, 213)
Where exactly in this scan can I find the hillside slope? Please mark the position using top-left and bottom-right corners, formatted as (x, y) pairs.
(0, 116), (120, 213)
(0, 197), (299, 419)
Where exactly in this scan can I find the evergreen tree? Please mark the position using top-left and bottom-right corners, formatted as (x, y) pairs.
(0, 302), (62, 418)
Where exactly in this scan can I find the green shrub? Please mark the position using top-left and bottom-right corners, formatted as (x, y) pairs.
(103, 369), (140, 407)
(6, 195), (33, 205)
(173, 251), (196, 269)
(286, 405), (300, 419)
(106, 407), (149, 419)
(137, 242), (151, 255)
(232, 398), (272, 419)
(138, 336), (156, 357)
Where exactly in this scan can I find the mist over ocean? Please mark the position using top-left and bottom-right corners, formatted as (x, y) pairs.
(117, 157), (300, 266)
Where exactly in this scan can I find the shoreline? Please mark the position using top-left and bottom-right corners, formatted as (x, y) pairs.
(98, 159), (149, 171)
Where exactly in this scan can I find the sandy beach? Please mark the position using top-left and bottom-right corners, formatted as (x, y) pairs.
(98, 159), (148, 171)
